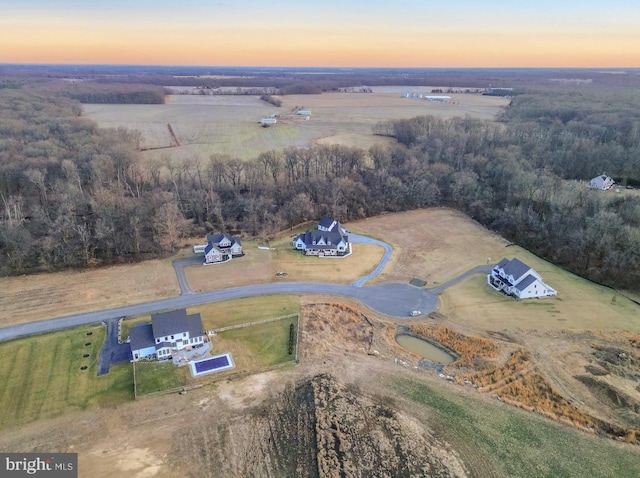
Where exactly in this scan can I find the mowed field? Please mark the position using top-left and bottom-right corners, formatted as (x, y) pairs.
(0, 324), (133, 429)
(83, 88), (509, 160)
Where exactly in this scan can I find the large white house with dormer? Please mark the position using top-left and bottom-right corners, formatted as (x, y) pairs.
(488, 257), (556, 299)
(130, 309), (205, 362)
(193, 233), (243, 264)
(293, 218), (349, 256)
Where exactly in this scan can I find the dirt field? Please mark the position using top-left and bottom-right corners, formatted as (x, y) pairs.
(83, 89), (509, 160)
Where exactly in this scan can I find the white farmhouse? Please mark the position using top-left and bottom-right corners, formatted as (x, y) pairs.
(589, 174), (615, 190)
(293, 217), (349, 256)
(488, 257), (556, 299)
(130, 309), (205, 362)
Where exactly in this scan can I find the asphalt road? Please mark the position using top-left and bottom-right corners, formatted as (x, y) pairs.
(0, 282), (439, 343)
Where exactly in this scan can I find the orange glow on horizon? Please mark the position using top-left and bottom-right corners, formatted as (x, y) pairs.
(1, 20), (638, 68)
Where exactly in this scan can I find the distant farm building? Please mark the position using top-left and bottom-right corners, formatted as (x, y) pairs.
(260, 117), (277, 125)
(296, 110), (311, 116)
(589, 174), (615, 190)
(488, 258), (556, 299)
(425, 96), (452, 102)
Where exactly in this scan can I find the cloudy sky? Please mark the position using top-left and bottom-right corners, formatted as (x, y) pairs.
(1, 0), (638, 67)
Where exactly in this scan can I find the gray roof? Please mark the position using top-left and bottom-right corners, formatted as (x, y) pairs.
(590, 175), (613, 188)
(298, 230), (347, 248)
(129, 323), (155, 351)
(207, 233), (241, 247)
(151, 309), (204, 338)
(515, 274), (538, 290)
(186, 314), (205, 338)
(496, 258), (531, 281)
(318, 217), (342, 232)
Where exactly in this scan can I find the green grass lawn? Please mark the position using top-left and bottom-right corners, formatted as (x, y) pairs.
(134, 361), (191, 396)
(439, 247), (640, 332)
(196, 296), (300, 331)
(394, 377), (640, 478)
(133, 314), (298, 396)
(121, 296), (301, 341)
(216, 316), (298, 369)
(0, 325), (133, 430)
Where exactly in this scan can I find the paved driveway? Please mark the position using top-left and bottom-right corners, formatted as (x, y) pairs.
(97, 317), (132, 376)
(348, 233), (393, 287)
(172, 256), (201, 294)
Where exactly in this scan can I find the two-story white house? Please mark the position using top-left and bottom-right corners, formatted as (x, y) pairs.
(193, 233), (243, 264)
(488, 257), (556, 299)
(589, 174), (615, 190)
(293, 230), (349, 256)
(293, 217), (350, 256)
(130, 309), (205, 362)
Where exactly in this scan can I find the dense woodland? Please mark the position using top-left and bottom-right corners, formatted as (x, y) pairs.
(1, 81), (639, 292)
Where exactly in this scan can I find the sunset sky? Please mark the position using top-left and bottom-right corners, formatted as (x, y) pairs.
(1, 0), (639, 67)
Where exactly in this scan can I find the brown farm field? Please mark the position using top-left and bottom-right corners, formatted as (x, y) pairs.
(83, 89), (509, 161)
(0, 259), (179, 327)
(347, 208), (512, 285)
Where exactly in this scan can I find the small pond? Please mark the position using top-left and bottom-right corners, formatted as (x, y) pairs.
(396, 334), (456, 364)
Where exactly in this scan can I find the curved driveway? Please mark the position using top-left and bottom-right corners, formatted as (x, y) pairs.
(348, 233), (393, 287)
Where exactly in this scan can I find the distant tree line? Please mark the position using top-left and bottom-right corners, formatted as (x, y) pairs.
(1, 85), (639, 292)
(54, 82), (166, 104)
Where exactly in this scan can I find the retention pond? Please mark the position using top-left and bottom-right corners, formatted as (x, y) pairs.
(396, 334), (456, 365)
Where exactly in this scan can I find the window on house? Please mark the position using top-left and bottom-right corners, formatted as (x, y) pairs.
(171, 335), (174, 339)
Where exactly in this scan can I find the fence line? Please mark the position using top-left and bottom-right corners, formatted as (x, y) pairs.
(209, 313), (298, 334)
